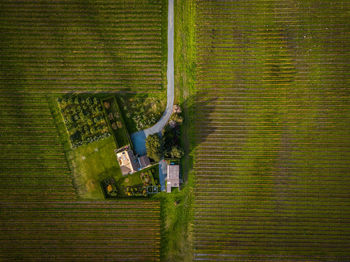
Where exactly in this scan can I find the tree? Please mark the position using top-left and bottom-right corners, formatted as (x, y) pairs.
(59, 98), (67, 110)
(170, 113), (183, 125)
(146, 134), (163, 162)
(169, 146), (184, 159)
(71, 107), (77, 115)
(86, 97), (92, 105)
(79, 112), (85, 121)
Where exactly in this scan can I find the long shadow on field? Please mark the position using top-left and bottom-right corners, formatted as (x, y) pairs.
(157, 91), (218, 261)
(117, 91), (218, 165)
(180, 91), (218, 176)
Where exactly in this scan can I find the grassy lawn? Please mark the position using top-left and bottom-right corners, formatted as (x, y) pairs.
(69, 136), (121, 200)
(152, 174), (194, 262)
(118, 172), (143, 188)
(174, 0), (196, 105)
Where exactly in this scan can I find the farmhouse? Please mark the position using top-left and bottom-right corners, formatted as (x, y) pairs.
(166, 164), (180, 193)
(115, 146), (140, 175)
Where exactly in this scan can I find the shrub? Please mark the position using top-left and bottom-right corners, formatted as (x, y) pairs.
(108, 113), (114, 120)
(170, 113), (183, 125)
(87, 97), (92, 104)
(169, 146), (184, 159)
(104, 101), (110, 109)
(146, 134), (163, 162)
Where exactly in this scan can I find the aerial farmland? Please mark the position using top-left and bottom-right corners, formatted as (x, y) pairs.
(1, 0), (350, 261)
(0, 0), (166, 261)
(190, 0), (350, 260)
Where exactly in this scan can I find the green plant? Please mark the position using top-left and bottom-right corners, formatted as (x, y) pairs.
(146, 134), (163, 162)
(169, 146), (184, 159)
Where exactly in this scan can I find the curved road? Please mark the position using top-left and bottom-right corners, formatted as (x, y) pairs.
(131, 0), (174, 156)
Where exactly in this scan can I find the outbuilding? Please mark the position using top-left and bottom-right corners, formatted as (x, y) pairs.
(166, 164), (180, 193)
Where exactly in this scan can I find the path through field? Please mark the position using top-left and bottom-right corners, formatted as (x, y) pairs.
(131, 0), (174, 156)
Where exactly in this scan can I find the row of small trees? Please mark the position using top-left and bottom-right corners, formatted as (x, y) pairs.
(125, 185), (147, 197)
(104, 100), (123, 131)
(58, 95), (110, 148)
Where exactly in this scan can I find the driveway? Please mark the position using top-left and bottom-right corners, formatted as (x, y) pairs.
(158, 159), (167, 191)
(131, 0), (174, 156)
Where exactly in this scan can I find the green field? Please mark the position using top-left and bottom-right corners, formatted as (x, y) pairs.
(191, 0), (350, 260)
(70, 136), (121, 200)
(0, 92), (162, 260)
(2, 0), (350, 260)
(1, 200), (161, 261)
(0, 93), (76, 202)
(0, 0), (166, 260)
(0, 0), (167, 92)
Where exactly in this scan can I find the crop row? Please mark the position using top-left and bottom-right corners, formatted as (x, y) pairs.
(0, 0), (166, 93)
(1, 0), (165, 243)
(192, 0), (350, 259)
(0, 94), (73, 201)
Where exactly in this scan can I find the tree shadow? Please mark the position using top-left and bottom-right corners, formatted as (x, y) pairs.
(117, 90), (217, 173)
(180, 90), (218, 181)
(155, 91), (218, 262)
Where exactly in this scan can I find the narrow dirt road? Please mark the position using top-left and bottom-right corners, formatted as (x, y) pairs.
(131, 0), (174, 155)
